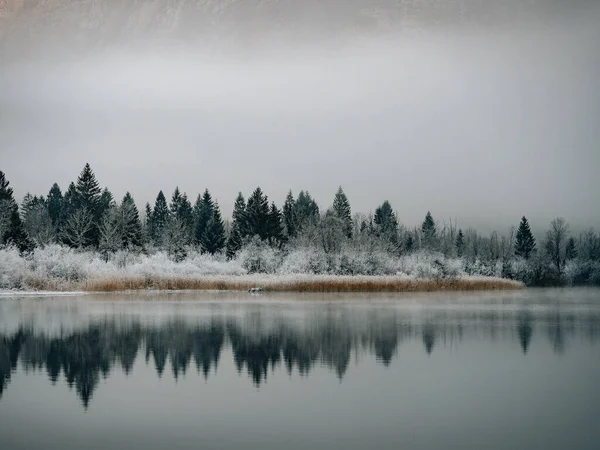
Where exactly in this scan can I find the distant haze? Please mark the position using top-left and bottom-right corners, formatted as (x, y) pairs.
(1, 1), (599, 232)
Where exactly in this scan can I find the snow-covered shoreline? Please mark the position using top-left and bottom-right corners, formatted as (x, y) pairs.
(0, 244), (524, 292)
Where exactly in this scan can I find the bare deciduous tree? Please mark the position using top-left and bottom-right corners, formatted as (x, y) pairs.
(99, 207), (122, 260)
(23, 203), (55, 247)
(546, 217), (569, 274)
(61, 208), (94, 249)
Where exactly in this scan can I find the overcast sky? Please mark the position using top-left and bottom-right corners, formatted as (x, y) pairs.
(1, 7), (599, 232)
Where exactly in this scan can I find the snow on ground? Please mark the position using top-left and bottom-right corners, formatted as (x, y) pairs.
(0, 244), (522, 291)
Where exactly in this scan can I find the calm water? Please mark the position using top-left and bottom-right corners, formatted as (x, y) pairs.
(1, 289), (599, 450)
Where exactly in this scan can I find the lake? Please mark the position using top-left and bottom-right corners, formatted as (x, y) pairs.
(1, 288), (599, 450)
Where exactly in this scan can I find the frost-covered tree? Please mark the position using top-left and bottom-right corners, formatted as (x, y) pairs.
(245, 187), (270, 240)
(226, 223), (243, 259)
(61, 208), (94, 249)
(319, 209), (345, 254)
(282, 190), (298, 239)
(99, 206), (122, 260)
(514, 216), (536, 259)
(332, 187), (352, 239)
(194, 189), (214, 245)
(120, 192), (143, 249)
(201, 202), (226, 255)
(545, 217), (569, 274)
(163, 217), (188, 262)
(23, 202), (54, 247)
(421, 211), (437, 250)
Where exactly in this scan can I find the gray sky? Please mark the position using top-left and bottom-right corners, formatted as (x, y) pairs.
(1, 5), (599, 231)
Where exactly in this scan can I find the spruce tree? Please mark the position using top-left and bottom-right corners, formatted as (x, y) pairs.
(75, 163), (102, 212)
(332, 186), (352, 239)
(231, 192), (247, 238)
(201, 203), (226, 255)
(421, 211), (437, 249)
(170, 187), (194, 233)
(514, 216), (536, 259)
(120, 192), (143, 249)
(282, 190), (298, 239)
(226, 223), (243, 259)
(74, 163), (102, 246)
(374, 200), (398, 236)
(46, 183), (63, 229)
(98, 188), (115, 218)
(565, 237), (578, 261)
(456, 229), (466, 257)
(151, 191), (169, 246)
(296, 190), (319, 229)
(194, 189), (214, 245)
(0, 171), (32, 252)
(245, 187), (270, 240)
(267, 202), (286, 247)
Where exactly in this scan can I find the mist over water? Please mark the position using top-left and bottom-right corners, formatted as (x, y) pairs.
(1, 290), (600, 450)
(1, 1), (599, 230)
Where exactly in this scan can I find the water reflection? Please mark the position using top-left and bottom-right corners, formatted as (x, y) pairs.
(1, 302), (599, 409)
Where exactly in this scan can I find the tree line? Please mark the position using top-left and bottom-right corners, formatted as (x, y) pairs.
(1, 164), (599, 285)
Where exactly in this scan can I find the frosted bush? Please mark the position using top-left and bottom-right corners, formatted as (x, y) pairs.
(238, 238), (282, 274)
(0, 247), (28, 289)
(30, 244), (90, 282)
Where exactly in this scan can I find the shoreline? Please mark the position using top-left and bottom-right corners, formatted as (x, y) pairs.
(5, 274), (525, 293)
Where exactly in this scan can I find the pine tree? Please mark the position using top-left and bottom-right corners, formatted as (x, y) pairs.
(201, 202), (226, 255)
(405, 234), (415, 253)
(565, 237), (578, 261)
(170, 188), (194, 235)
(194, 189), (214, 245)
(0, 171), (32, 252)
(456, 229), (466, 257)
(151, 191), (169, 246)
(332, 186), (352, 239)
(98, 188), (114, 218)
(74, 163), (102, 246)
(46, 183), (63, 229)
(421, 211), (437, 249)
(226, 223), (243, 259)
(267, 202), (286, 247)
(120, 192), (143, 249)
(75, 163), (102, 212)
(144, 203), (153, 244)
(514, 216), (536, 259)
(245, 187), (270, 240)
(231, 192), (247, 237)
(282, 190), (298, 239)
(296, 190), (319, 230)
(374, 200), (398, 236)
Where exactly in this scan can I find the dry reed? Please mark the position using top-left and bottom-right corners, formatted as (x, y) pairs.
(78, 275), (524, 293)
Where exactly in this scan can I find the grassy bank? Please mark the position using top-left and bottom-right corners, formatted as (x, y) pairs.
(78, 274), (524, 293)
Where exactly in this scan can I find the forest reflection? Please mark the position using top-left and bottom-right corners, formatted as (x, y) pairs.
(1, 307), (599, 409)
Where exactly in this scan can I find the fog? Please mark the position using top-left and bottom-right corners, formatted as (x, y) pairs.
(1, 2), (599, 231)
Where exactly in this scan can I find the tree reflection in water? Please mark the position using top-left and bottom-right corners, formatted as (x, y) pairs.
(1, 307), (599, 409)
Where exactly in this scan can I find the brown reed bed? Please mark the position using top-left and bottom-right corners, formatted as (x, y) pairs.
(80, 275), (524, 293)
